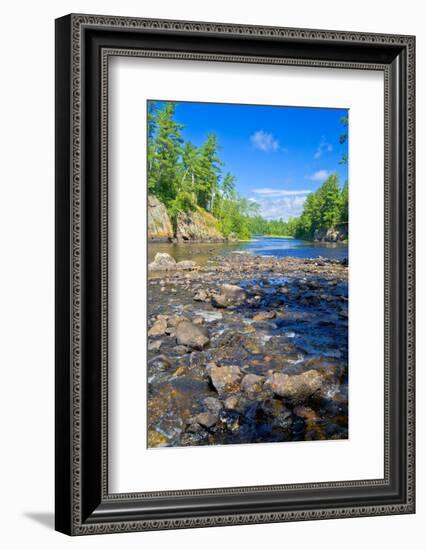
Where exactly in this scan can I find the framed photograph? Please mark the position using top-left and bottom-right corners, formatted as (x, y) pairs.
(55, 14), (415, 535)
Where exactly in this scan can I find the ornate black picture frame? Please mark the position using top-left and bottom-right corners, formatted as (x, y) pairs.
(55, 13), (415, 535)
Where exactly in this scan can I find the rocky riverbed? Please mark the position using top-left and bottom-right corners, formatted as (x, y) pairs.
(147, 251), (348, 448)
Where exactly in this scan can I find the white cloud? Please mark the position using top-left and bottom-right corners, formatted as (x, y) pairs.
(250, 130), (279, 152)
(248, 188), (312, 220)
(251, 195), (309, 220)
(252, 188), (311, 197)
(314, 137), (333, 159)
(306, 169), (331, 182)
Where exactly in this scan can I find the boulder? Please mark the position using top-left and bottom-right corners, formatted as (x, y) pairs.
(193, 289), (210, 302)
(148, 317), (167, 337)
(175, 321), (210, 350)
(264, 370), (324, 403)
(212, 284), (247, 307)
(210, 293), (228, 308)
(167, 314), (189, 327)
(148, 252), (176, 271)
(224, 395), (239, 410)
(195, 412), (218, 428)
(207, 364), (242, 396)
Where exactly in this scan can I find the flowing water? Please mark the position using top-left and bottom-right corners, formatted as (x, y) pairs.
(148, 236), (348, 265)
(147, 237), (349, 448)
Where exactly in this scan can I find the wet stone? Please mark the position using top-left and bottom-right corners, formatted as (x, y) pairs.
(208, 364), (242, 396)
(195, 412), (218, 429)
(203, 396), (223, 415)
(219, 409), (240, 432)
(147, 252), (348, 447)
(148, 340), (162, 352)
(176, 321), (210, 350)
(148, 318), (167, 337)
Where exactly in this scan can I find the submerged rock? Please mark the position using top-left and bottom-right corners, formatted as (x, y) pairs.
(264, 370), (324, 403)
(253, 311), (277, 321)
(176, 320), (210, 350)
(242, 336), (263, 355)
(240, 374), (265, 399)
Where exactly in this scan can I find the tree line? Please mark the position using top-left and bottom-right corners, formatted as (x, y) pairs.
(148, 101), (256, 239)
(291, 174), (348, 239)
(148, 101), (348, 240)
(243, 174), (348, 240)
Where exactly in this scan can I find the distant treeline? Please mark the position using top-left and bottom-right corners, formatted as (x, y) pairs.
(148, 101), (348, 240)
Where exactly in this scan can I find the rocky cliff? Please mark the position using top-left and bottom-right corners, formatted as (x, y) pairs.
(147, 194), (173, 241)
(314, 223), (348, 243)
(147, 194), (224, 242)
(176, 208), (224, 242)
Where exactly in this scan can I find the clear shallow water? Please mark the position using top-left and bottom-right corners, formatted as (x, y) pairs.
(147, 235), (349, 447)
(148, 236), (348, 264)
(238, 236), (348, 260)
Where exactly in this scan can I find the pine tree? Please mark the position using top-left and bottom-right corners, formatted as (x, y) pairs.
(339, 116), (348, 165)
(197, 133), (222, 211)
(149, 102), (183, 205)
(318, 174), (342, 228)
(147, 102), (158, 192)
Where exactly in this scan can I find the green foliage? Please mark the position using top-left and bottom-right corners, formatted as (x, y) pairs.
(339, 116), (348, 165)
(246, 216), (293, 237)
(340, 180), (349, 224)
(147, 101), (253, 239)
(293, 174), (348, 239)
(147, 101), (349, 241)
(147, 102), (183, 203)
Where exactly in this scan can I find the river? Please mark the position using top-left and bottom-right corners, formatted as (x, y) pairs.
(148, 236), (348, 266)
(147, 239), (349, 448)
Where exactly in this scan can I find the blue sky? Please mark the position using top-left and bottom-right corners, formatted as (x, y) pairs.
(150, 100), (348, 220)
